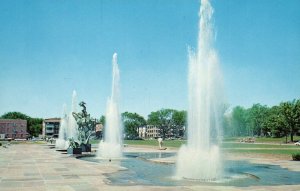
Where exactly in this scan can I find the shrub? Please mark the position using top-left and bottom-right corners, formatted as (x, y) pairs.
(292, 153), (300, 161)
(0, 142), (2, 146)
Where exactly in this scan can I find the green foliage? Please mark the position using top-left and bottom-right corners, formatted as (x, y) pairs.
(280, 100), (300, 142)
(172, 110), (187, 137)
(1, 112), (43, 137)
(122, 112), (146, 139)
(292, 153), (300, 161)
(147, 109), (186, 138)
(124, 139), (186, 148)
(99, 115), (105, 126)
(248, 104), (269, 136)
(231, 106), (248, 136)
(1, 112), (29, 120)
(226, 99), (300, 140)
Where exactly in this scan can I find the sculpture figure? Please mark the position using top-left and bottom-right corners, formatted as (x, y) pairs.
(72, 101), (97, 145)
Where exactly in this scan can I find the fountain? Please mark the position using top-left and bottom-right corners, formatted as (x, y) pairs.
(97, 53), (123, 159)
(68, 90), (78, 141)
(55, 104), (68, 149)
(55, 90), (79, 149)
(176, 0), (225, 180)
(76, 1), (300, 187)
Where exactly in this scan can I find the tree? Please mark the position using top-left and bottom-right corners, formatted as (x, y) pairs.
(99, 115), (106, 126)
(231, 106), (247, 136)
(248, 104), (269, 136)
(280, 100), (300, 142)
(264, 106), (288, 141)
(122, 112), (146, 139)
(1, 112), (29, 120)
(147, 109), (177, 139)
(172, 110), (187, 137)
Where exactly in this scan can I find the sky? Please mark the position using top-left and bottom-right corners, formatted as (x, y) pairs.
(0, 0), (299, 119)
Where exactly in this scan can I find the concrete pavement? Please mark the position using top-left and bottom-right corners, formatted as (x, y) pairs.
(0, 143), (299, 191)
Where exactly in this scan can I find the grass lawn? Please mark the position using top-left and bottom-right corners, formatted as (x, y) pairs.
(122, 139), (300, 156)
(222, 142), (296, 149)
(124, 139), (186, 147)
(255, 136), (300, 143)
(223, 136), (300, 143)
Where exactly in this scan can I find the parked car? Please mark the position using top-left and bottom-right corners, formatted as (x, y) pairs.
(294, 141), (300, 146)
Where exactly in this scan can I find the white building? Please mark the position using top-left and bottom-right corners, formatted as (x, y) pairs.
(138, 125), (160, 139)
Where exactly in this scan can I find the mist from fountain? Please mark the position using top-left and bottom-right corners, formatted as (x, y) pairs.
(55, 104), (68, 149)
(56, 91), (79, 149)
(176, 0), (225, 180)
(68, 90), (78, 140)
(97, 53), (123, 159)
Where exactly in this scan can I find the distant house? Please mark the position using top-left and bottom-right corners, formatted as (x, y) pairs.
(138, 125), (185, 139)
(138, 125), (160, 139)
(95, 123), (104, 139)
(0, 119), (28, 139)
(42, 118), (60, 138)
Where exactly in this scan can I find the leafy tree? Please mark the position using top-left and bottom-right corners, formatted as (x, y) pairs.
(264, 106), (288, 140)
(224, 99), (300, 140)
(248, 104), (269, 136)
(231, 106), (247, 136)
(280, 100), (300, 142)
(1, 112), (29, 120)
(122, 112), (146, 139)
(172, 110), (187, 137)
(99, 115), (106, 126)
(147, 109), (176, 138)
(223, 112), (233, 137)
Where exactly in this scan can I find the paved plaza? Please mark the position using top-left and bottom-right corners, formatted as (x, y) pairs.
(0, 143), (300, 191)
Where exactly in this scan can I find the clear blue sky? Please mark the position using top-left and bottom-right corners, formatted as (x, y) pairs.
(0, 0), (299, 118)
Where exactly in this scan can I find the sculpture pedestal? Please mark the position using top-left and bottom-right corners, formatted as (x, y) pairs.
(81, 144), (91, 152)
(67, 148), (82, 155)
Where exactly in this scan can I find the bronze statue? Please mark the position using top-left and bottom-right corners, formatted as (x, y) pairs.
(72, 101), (97, 145)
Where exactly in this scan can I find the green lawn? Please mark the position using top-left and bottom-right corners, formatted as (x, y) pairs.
(222, 142), (296, 149)
(255, 136), (300, 143)
(226, 149), (300, 155)
(124, 139), (186, 147)
(3, 137), (299, 156)
(123, 139), (297, 148)
(122, 139), (300, 156)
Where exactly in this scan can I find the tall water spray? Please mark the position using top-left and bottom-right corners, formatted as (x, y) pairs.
(176, 0), (224, 180)
(55, 91), (78, 149)
(68, 90), (78, 140)
(97, 53), (123, 158)
(56, 104), (68, 149)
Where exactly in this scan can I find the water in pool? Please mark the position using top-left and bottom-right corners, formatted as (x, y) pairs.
(79, 152), (300, 187)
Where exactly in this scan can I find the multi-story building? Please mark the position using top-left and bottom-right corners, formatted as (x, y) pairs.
(0, 119), (28, 139)
(95, 123), (104, 139)
(138, 125), (161, 139)
(42, 118), (60, 138)
(138, 126), (147, 139)
(138, 125), (185, 139)
(146, 125), (160, 138)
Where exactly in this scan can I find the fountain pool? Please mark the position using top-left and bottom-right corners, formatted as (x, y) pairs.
(79, 153), (300, 187)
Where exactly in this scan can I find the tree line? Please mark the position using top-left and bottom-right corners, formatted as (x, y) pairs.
(101, 109), (187, 139)
(0, 109), (187, 139)
(224, 99), (300, 142)
(2, 98), (299, 141)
